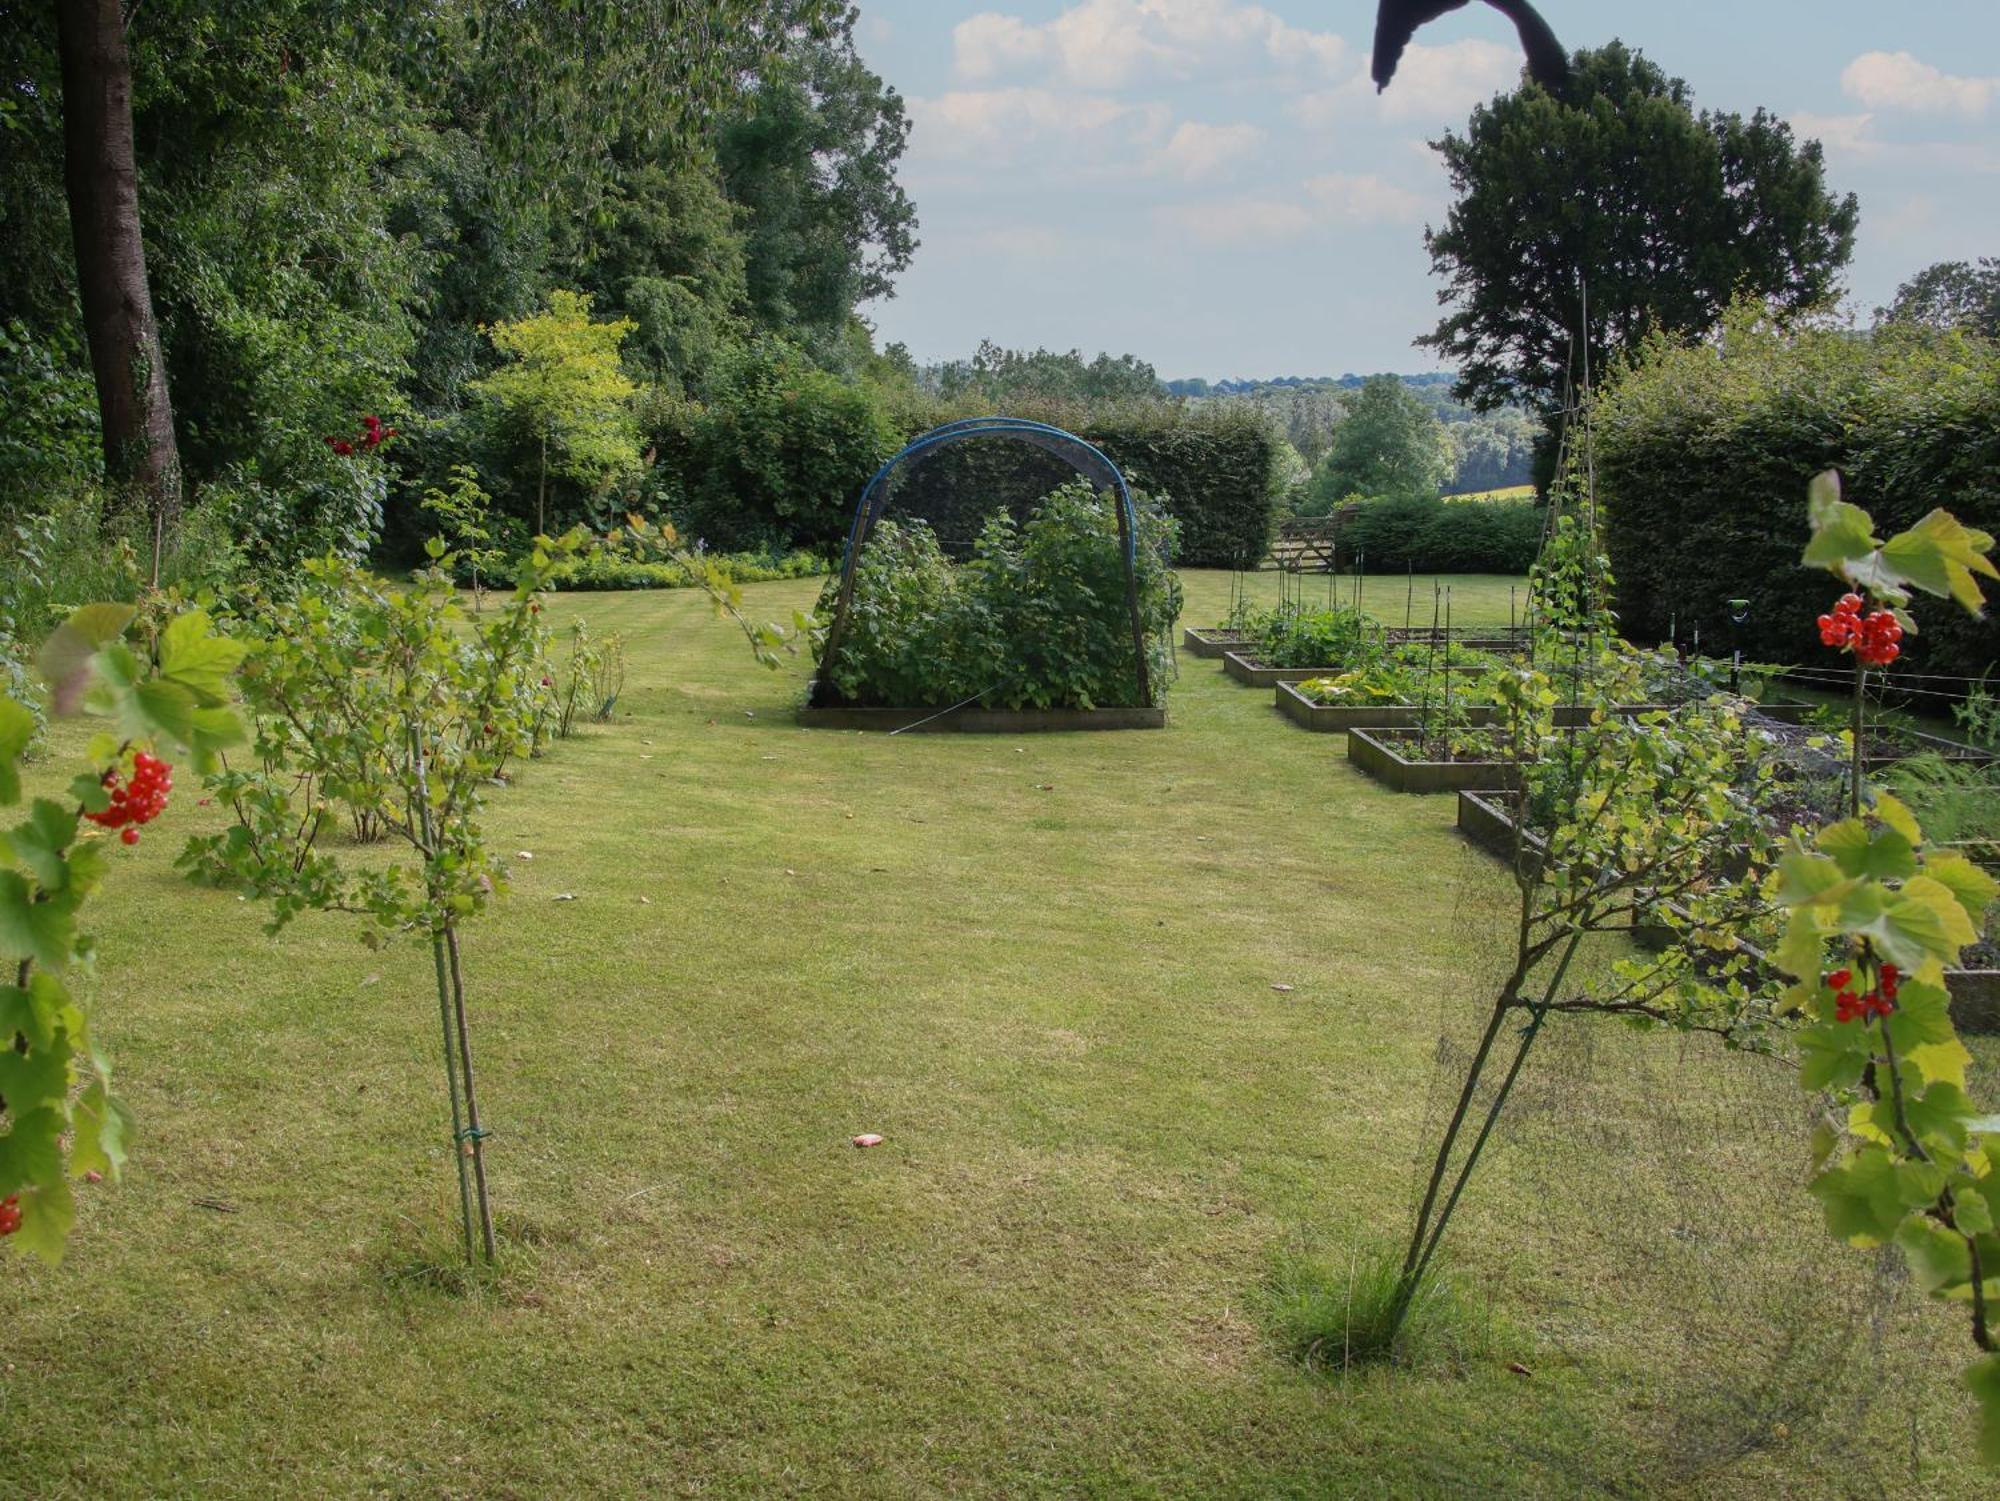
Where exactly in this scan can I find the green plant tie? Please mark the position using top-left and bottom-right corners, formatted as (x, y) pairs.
(455, 1124), (492, 1143)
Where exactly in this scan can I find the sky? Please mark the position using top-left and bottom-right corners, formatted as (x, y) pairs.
(848, 0), (2000, 381)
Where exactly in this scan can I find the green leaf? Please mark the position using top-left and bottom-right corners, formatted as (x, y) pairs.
(1871, 790), (1921, 843)
(1774, 906), (1831, 982)
(0, 870), (76, 970)
(35, 604), (134, 713)
(1902, 874), (1980, 952)
(185, 705), (246, 775)
(1821, 821), (1917, 882)
(69, 1080), (131, 1181)
(8, 1173), (74, 1265)
(1885, 980), (1957, 1051)
(0, 697), (33, 805)
(1924, 851), (1999, 927)
(1956, 1191), (1995, 1237)
(1880, 508), (1998, 617)
(1777, 849), (1853, 908)
(1895, 1216), (1972, 1294)
(9, 799), (80, 890)
(158, 610), (246, 704)
(132, 678), (198, 745)
(1967, 1353), (2000, 1465)
(1809, 1148), (1905, 1245)
(1799, 1022), (1868, 1091)
(1803, 486), (1878, 571)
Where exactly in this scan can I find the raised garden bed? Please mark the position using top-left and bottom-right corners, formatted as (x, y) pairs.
(1456, 788), (1544, 874)
(1275, 681), (1501, 733)
(1348, 727), (1527, 794)
(1276, 682), (1687, 734)
(1222, 651), (1339, 688)
(1182, 627), (1249, 659)
(796, 705), (1166, 733)
(1456, 790), (1997, 1027)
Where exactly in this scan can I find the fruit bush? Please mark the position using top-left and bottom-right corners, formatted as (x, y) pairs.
(1779, 476), (2000, 1460)
(2, 604), (245, 1260)
(813, 482), (1181, 711)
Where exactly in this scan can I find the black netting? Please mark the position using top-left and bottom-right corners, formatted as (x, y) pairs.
(851, 419), (1129, 560)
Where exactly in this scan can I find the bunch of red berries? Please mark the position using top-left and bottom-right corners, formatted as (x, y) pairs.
(0, 1195), (19, 1237)
(83, 750), (173, 846)
(1817, 593), (1903, 666)
(1828, 963), (1899, 1023)
(324, 414), (397, 458)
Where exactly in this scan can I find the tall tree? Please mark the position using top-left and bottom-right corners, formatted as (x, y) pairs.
(1307, 375), (1452, 504)
(1420, 42), (1858, 419)
(1877, 259), (2000, 339)
(716, 8), (916, 350)
(54, 0), (179, 567)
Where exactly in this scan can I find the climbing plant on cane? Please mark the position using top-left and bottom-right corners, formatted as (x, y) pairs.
(1780, 475), (2000, 1460)
(1, 604), (245, 1259)
(1392, 685), (1790, 1330)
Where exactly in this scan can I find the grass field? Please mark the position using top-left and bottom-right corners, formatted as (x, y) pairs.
(1440, 484), (1538, 504)
(1, 570), (1987, 1498)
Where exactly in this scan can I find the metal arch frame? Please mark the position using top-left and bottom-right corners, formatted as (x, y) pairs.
(812, 417), (1154, 710)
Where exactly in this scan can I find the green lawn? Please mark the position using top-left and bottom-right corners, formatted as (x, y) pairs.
(1, 570), (1985, 1498)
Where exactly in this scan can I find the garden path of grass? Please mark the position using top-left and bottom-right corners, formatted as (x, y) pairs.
(0, 570), (1984, 1498)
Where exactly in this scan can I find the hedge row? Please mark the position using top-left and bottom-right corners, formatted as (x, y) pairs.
(1597, 317), (2000, 683)
(650, 354), (1281, 567)
(911, 397), (1280, 568)
(543, 548), (828, 592)
(1338, 493), (1544, 575)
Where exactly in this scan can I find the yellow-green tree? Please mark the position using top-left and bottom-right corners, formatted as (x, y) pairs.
(473, 291), (642, 535)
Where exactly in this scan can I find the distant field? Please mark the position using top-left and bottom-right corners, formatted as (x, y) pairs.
(1440, 484), (1536, 503)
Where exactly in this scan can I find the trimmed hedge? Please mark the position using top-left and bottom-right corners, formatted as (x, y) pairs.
(1597, 316), (2000, 683)
(896, 396), (1282, 568)
(1338, 493), (1544, 575)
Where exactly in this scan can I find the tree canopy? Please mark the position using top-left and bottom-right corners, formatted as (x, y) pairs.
(1420, 42), (1859, 418)
(1878, 259), (2000, 339)
(1304, 375), (1453, 507)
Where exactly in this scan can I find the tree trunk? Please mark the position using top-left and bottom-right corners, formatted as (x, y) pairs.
(56, 0), (180, 581)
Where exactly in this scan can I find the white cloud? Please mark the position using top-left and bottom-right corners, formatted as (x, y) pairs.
(1791, 110), (2000, 175)
(1841, 51), (1997, 118)
(909, 88), (1172, 168)
(1150, 120), (1265, 180)
(1155, 171), (1429, 248)
(1303, 172), (1429, 224)
(1286, 39), (1516, 131)
(955, 14), (1052, 79)
(1790, 111), (1878, 155)
(1156, 194), (1315, 248)
(1373, 40), (1517, 122)
(954, 1), (1347, 91)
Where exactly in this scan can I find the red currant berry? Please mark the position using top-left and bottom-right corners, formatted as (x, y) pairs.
(121, 827), (140, 846)
(0, 1195), (20, 1237)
